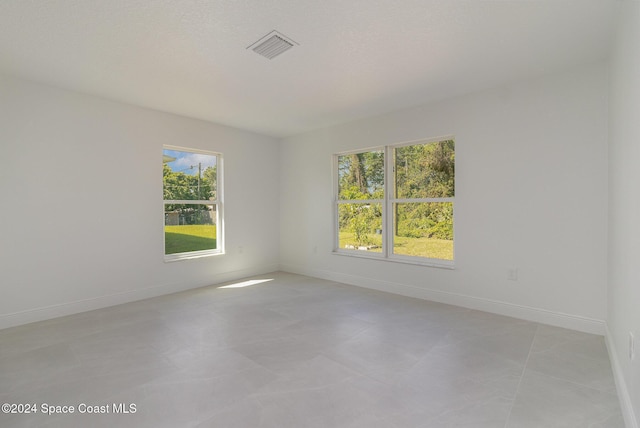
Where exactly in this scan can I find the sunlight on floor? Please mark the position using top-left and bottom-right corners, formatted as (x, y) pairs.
(218, 278), (274, 289)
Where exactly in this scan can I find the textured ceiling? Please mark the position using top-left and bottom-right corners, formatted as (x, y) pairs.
(0, 0), (616, 137)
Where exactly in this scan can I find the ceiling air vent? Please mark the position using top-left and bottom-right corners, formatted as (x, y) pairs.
(248, 30), (298, 60)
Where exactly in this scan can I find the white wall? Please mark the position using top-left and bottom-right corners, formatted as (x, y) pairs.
(0, 75), (280, 329)
(608, 2), (640, 426)
(280, 63), (609, 334)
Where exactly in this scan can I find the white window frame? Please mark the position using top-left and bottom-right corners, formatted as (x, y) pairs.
(333, 136), (454, 268)
(163, 145), (224, 262)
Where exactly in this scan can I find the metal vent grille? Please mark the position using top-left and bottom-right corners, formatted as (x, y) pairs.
(248, 31), (297, 60)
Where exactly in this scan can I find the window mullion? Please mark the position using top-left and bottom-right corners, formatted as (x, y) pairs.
(390, 197), (454, 204)
(384, 146), (393, 258)
(336, 199), (382, 205)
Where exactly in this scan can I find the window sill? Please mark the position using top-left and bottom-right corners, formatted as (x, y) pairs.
(164, 250), (224, 263)
(332, 249), (455, 270)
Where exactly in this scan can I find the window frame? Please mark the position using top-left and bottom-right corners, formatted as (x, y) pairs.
(333, 136), (454, 268)
(334, 147), (386, 256)
(163, 145), (224, 262)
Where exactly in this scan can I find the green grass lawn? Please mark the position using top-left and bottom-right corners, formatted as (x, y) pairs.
(339, 232), (453, 260)
(338, 232), (383, 253)
(165, 225), (216, 254)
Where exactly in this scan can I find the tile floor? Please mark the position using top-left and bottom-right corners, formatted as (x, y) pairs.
(0, 272), (624, 427)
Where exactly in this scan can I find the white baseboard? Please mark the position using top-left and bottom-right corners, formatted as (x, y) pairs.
(605, 325), (639, 428)
(0, 263), (280, 330)
(280, 264), (606, 335)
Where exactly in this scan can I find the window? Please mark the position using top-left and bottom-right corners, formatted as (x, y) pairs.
(163, 146), (223, 261)
(334, 137), (454, 266)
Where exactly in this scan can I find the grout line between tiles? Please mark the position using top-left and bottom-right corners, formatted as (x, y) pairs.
(521, 368), (620, 396)
(503, 323), (539, 428)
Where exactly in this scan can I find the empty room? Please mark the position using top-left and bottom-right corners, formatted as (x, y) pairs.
(1, 0), (638, 427)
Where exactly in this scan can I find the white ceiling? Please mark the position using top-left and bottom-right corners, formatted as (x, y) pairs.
(0, 0), (616, 138)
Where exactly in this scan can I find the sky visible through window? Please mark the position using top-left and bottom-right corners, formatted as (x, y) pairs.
(163, 149), (216, 175)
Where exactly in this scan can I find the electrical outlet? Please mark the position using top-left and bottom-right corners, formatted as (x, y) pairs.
(507, 267), (518, 281)
(630, 332), (635, 361)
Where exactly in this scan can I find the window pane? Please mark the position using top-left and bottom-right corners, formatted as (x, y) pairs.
(165, 204), (217, 254)
(338, 203), (383, 253)
(163, 149), (217, 201)
(338, 151), (384, 200)
(393, 202), (453, 260)
(394, 140), (454, 199)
